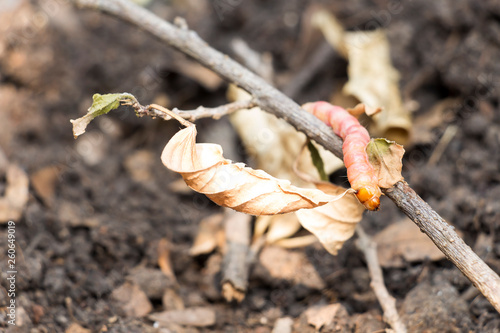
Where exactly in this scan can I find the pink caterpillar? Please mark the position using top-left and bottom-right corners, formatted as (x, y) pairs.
(302, 101), (381, 211)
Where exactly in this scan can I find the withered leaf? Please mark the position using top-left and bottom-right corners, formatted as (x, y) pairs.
(366, 138), (405, 188)
(161, 125), (345, 215)
(296, 183), (365, 255)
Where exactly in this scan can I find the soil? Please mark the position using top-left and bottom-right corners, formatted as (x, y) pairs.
(1, 0), (500, 332)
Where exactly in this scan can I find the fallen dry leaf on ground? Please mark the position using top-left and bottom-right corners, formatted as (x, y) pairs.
(189, 213), (225, 256)
(111, 281), (153, 317)
(162, 288), (185, 311)
(373, 218), (446, 268)
(65, 323), (91, 333)
(312, 9), (412, 145)
(124, 149), (155, 183)
(0, 164), (29, 223)
(305, 303), (341, 330)
(30, 165), (61, 207)
(157, 238), (177, 282)
(258, 246), (326, 290)
(149, 307), (216, 327)
(272, 317), (294, 333)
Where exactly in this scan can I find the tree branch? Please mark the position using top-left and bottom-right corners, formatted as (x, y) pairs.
(132, 99), (257, 122)
(70, 0), (500, 313)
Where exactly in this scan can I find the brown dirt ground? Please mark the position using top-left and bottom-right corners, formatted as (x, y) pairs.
(1, 0), (500, 332)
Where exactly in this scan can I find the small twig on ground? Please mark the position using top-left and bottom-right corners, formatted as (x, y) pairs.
(71, 0), (500, 313)
(427, 125), (458, 166)
(356, 226), (407, 333)
(221, 209), (252, 303)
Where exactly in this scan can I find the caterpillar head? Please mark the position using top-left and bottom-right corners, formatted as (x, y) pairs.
(356, 187), (381, 211)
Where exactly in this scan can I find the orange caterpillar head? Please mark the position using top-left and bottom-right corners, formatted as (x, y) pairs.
(356, 187), (381, 211)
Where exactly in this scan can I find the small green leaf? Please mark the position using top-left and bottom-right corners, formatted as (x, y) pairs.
(70, 93), (136, 138)
(307, 141), (329, 181)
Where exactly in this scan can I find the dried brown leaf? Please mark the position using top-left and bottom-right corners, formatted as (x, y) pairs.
(296, 183), (365, 255)
(313, 10), (412, 145)
(259, 246), (326, 290)
(162, 288), (185, 311)
(161, 125), (344, 215)
(149, 307), (216, 327)
(157, 239), (177, 283)
(189, 213), (224, 256)
(373, 219), (447, 268)
(367, 138), (405, 188)
(65, 323), (91, 333)
(31, 165), (61, 207)
(265, 213), (302, 244)
(273, 235), (318, 249)
(347, 103), (382, 118)
(111, 282), (153, 317)
(305, 303), (341, 330)
(124, 150), (155, 183)
(272, 317), (294, 333)
(0, 164), (29, 223)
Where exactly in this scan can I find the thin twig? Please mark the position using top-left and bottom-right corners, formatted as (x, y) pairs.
(128, 99), (256, 123)
(427, 125), (458, 166)
(172, 99), (257, 121)
(70, 0), (500, 313)
(356, 226), (407, 333)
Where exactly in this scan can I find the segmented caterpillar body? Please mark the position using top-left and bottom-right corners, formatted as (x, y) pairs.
(303, 101), (381, 211)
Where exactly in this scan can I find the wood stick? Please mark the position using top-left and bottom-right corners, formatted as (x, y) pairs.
(356, 226), (407, 333)
(70, 0), (500, 313)
(221, 209), (252, 303)
(134, 99), (257, 122)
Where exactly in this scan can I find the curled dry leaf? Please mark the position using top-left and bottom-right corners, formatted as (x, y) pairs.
(367, 138), (405, 188)
(347, 103), (382, 118)
(161, 125), (345, 215)
(296, 183), (365, 255)
(312, 9), (412, 145)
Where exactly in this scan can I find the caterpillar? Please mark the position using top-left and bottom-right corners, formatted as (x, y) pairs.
(302, 101), (381, 211)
